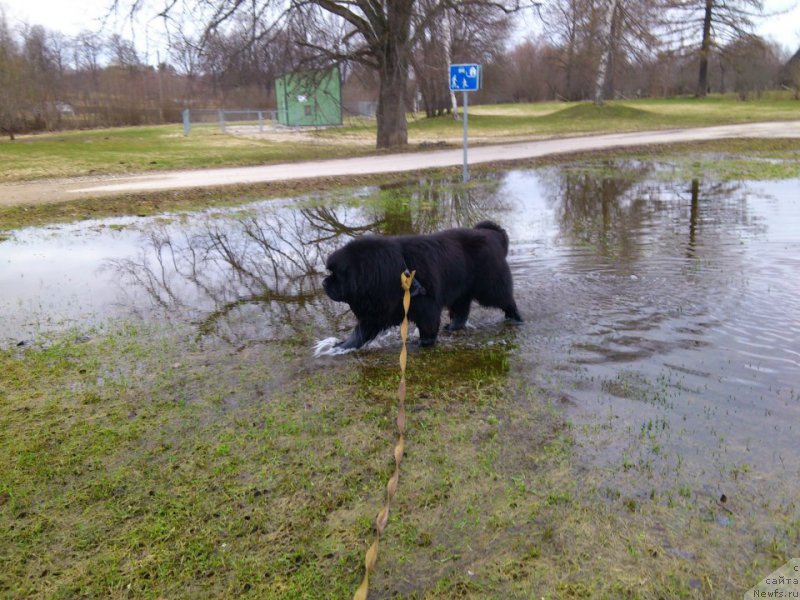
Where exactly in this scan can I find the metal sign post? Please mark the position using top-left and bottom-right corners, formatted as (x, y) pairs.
(462, 91), (469, 182)
(449, 64), (481, 183)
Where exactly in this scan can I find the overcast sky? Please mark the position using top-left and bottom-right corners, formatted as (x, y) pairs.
(2, 0), (116, 36)
(2, 0), (799, 63)
(1, 0), (176, 62)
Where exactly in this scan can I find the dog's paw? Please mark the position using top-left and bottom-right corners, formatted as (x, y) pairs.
(313, 337), (354, 357)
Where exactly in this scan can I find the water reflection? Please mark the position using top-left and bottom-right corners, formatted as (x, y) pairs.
(376, 176), (502, 235)
(540, 161), (759, 270)
(2, 162), (798, 509)
(529, 163), (765, 368)
(105, 180), (503, 346)
(546, 160), (655, 264)
(507, 163), (799, 502)
(109, 214), (333, 346)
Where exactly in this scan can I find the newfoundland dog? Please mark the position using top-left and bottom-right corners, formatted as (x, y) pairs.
(322, 221), (522, 350)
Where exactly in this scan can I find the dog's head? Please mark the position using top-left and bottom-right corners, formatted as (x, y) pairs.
(322, 246), (358, 304)
(323, 236), (425, 315)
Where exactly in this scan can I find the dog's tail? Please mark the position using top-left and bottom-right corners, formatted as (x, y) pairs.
(474, 220), (509, 255)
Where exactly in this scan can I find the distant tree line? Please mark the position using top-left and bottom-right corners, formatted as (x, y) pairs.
(0, 0), (797, 142)
(479, 0), (794, 105)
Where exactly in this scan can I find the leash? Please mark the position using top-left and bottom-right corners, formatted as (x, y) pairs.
(353, 269), (415, 600)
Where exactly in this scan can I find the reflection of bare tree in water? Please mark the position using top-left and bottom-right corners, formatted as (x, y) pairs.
(298, 206), (376, 242)
(541, 161), (758, 269)
(681, 178), (765, 258)
(110, 206), (376, 346)
(538, 159), (774, 367)
(108, 176), (506, 346)
(542, 161), (655, 265)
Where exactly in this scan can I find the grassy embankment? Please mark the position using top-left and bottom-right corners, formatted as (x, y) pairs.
(2, 320), (796, 598)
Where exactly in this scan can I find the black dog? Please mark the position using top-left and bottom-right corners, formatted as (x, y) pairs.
(322, 221), (522, 349)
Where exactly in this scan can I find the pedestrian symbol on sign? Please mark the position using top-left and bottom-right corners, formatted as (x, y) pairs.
(448, 64), (480, 92)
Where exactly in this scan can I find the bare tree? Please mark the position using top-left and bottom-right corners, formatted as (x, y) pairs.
(169, 34), (203, 101)
(724, 35), (782, 99)
(488, 39), (542, 102)
(595, 0), (658, 103)
(411, 1), (510, 119)
(542, 0), (657, 103)
(593, 0), (618, 104)
(412, 0), (452, 118)
(112, 0), (534, 148)
(442, 7), (458, 118)
(658, 0), (765, 97)
(290, 0), (425, 147)
(542, 0), (595, 99)
(108, 33), (142, 68)
(783, 48), (800, 99)
(73, 30), (105, 86)
(0, 9), (26, 139)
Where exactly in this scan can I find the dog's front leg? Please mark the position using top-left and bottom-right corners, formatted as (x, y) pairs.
(337, 321), (383, 350)
(415, 314), (441, 347)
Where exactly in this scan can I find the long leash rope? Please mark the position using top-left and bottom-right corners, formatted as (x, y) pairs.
(353, 269), (416, 600)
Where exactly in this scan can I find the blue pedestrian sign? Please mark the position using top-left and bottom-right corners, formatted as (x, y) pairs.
(449, 64), (481, 92)
(448, 63), (482, 183)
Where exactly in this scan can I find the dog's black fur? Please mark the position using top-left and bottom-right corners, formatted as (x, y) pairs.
(322, 221), (522, 349)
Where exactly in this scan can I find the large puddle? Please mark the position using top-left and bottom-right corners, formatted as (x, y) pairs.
(2, 162), (798, 507)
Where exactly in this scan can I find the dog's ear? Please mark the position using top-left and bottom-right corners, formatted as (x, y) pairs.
(340, 240), (407, 312)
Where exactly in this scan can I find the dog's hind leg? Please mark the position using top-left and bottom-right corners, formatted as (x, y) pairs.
(445, 295), (472, 331)
(503, 301), (523, 323)
(490, 287), (523, 323)
(475, 265), (523, 323)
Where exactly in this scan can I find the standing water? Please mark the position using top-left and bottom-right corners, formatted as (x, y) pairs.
(1, 162), (798, 510)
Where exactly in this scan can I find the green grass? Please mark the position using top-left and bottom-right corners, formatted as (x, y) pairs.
(408, 103), (664, 138)
(404, 94), (800, 140)
(1, 322), (795, 598)
(0, 124), (371, 183)
(2, 93), (798, 184)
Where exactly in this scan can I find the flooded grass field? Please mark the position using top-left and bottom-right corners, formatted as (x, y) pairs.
(1, 160), (798, 598)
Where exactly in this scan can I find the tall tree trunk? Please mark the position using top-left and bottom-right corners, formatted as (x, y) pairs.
(442, 9), (458, 120)
(605, 3), (619, 100)
(377, 50), (409, 148)
(375, 1), (412, 149)
(449, 87), (458, 119)
(594, 0), (618, 106)
(696, 0), (714, 97)
(565, 9), (577, 100)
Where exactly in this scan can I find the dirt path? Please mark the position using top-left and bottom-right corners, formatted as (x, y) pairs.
(2, 121), (800, 207)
